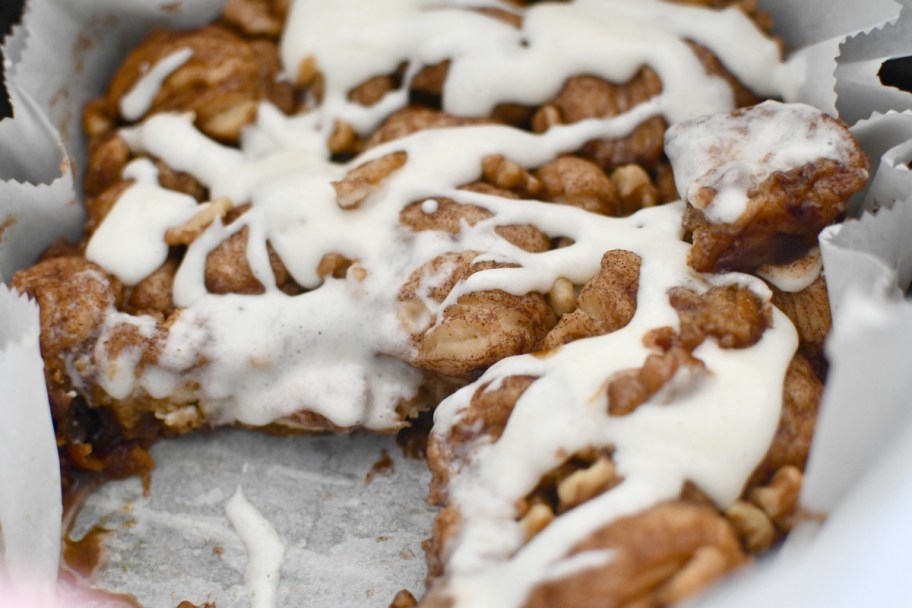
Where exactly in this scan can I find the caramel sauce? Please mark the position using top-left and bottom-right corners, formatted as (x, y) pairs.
(388, 588), (419, 608)
(63, 525), (112, 579)
(61, 474), (107, 578)
(365, 448), (395, 484)
(59, 473), (142, 608)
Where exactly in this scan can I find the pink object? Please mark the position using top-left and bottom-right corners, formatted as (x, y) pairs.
(0, 583), (65, 608)
(0, 577), (132, 608)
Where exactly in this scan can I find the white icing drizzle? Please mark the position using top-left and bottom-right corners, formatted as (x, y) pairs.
(93, 312), (159, 400)
(121, 114), (246, 190)
(85, 182), (202, 286)
(119, 48), (194, 121)
(421, 198), (439, 214)
(666, 101), (860, 224)
(758, 246), (823, 293)
(103, 101), (668, 432)
(280, 0), (787, 135)
(225, 487), (287, 608)
(121, 157), (160, 183)
(120, 49), (193, 120)
(79, 1), (822, 604)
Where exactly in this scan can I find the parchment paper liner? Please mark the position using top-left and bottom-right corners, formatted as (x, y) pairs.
(0, 286), (61, 594)
(2, 0), (912, 605)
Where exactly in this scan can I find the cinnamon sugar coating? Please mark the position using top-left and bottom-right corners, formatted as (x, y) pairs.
(415, 289), (556, 377)
(683, 156), (868, 273)
(771, 274), (832, 372)
(427, 375), (538, 505)
(400, 192), (550, 253)
(399, 252), (556, 378)
(10, 258), (157, 483)
(126, 258), (178, 317)
(11, 257), (119, 359)
(84, 25), (294, 142)
(220, 0), (290, 39)
(204, 227), (296, 295)
(536, 156), (622, 216)
(524, 501), (746, 608)
(542, 71), (668, 172)
(541, 250), (641, 350)
(368, 108), (494, 149)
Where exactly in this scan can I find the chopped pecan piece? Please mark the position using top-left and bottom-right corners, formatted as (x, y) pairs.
(607, 347), (708, 416)
(333, 151), (408, 209)
(669, 285), (769, 350)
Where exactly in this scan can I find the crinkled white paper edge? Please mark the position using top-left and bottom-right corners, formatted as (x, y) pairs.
(0, 285), (61, 595)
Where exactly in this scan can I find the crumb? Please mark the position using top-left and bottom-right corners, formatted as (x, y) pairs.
(395, 408), (434, 460)
(365, 448), (395, 483)
(0, 215), (16, 241)
(212, 545), (224, 556)
(793, 507), (828, 525)
(388, 589), (418, 608)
